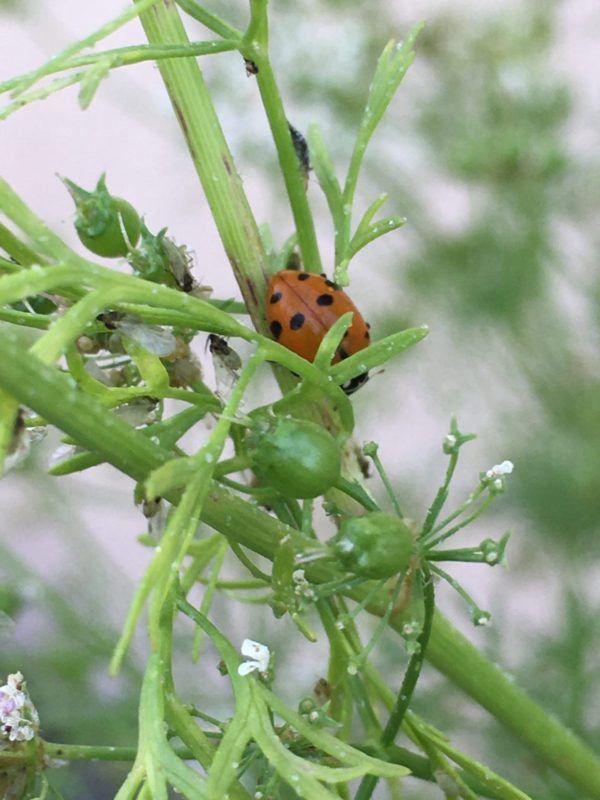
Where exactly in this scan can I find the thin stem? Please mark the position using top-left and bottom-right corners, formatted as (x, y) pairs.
(243, 0), (322, 272)
(8, 0), (163, 98)
(425, 493), (494, 550)
(420, 451), (459, 538)
(1, 73), (83, 122)
(175, 0), (243, 39)
(355, 568), (435, 800)
(421, 483), (486, 544)
(0, 308), (51, 329)
(0, 41), (239, 96)
(368, 448), (404, 517)
(428, 563), (488, 624)
(42, 741), (194, 762)
(0, 222), (48, 266)
(335, 476), (381, 511)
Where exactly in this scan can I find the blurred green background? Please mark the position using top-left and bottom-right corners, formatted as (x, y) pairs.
(1, 0), (599, 797)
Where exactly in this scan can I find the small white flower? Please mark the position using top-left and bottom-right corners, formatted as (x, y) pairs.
(292, 569), (307, 585)
(485, 460), (514, 480)
(444, 434), (457, 448)
(238, 639), (270, 676)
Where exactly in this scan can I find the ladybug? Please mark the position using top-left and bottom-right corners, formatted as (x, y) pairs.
(266, 270), (370, 394)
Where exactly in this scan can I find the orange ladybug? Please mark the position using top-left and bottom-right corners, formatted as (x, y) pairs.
(266, 269), (370, 394)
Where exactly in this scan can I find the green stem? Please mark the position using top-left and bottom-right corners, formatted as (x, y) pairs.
(423, 484), (486, 542)
(355, 568), (435, 800)
(368, 447), (404, 518)
(42, 742), (193, 762)
(0, 308), (50, 329)
(137, 1), (271, 331)
(420, 451), (458, 537)
(425, 493), (494, 549)
(243, 0), (322, 272)
(335, 476), (381, 511)
(175, 0), (243, 40)
(0, 40), (239, 95)
(7, 0), (163, 98)
(0, 222), (48, 266)
(425, 612), (600, 799)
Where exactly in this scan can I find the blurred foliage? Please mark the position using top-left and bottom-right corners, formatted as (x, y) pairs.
(0, 464), (140, 797)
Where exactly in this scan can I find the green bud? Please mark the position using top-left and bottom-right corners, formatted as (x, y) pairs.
(250, 418), (342, 499)
(329, 511), (414, 579)
(62, 173), (141, 258)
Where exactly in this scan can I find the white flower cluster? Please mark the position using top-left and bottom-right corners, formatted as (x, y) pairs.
(0, 672), (39, 744)
(483, 460), (514, 492)
(485, 460), (514, 479)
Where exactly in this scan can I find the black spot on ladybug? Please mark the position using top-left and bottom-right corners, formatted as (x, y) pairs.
(338, 348), (349, 360)
(316, 294), (334, 306)
(270, 291), (282, 304)
(290, 313), (305, 330)
(364, 329), (370, 339)
(320, 272), (327, 278)
(325, 279), (337, 289)
(270, 320), (283, 339)
(366, 322), (371, 329)
(343, 331), (349, 338)
(297, 272), (310, 281)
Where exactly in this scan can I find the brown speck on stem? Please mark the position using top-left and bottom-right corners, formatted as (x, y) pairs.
(172, 100), (188, 135)
(245, 277), (258, 308)
(222, 155), (234, 176)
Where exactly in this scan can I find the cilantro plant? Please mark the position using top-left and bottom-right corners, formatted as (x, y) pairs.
(1, 2), (600, 799)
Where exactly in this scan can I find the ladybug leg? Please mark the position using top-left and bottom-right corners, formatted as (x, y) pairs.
(341, 372), (369, 395)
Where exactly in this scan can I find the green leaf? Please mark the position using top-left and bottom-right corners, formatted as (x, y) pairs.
(206, 709), (253, 797)
(145, 455), (197, 498)
(250, 686), (342, 800)
(349, 215), (406, 259)
(313, 312), (353, 371)
(261, 686), (409, 780)
(353, 193), (389, 238)
(329, 325), (428, 385)
(78, 57), (112, 109)
(355, 25), (423, 157)
(48, 404), (211, 477)
(307, 124), (345, 235)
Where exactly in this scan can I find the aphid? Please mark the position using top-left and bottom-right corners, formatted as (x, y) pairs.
(97, 312), (176, 357)
(244, 58), (259, 76)
(265, 270), (370, 394)
(288, 122), (310, 188)
(207, 334), (242, 397)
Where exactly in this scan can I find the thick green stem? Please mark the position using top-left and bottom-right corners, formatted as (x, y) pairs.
(425, 613), (600, 799)
(137, 2), (270, 331)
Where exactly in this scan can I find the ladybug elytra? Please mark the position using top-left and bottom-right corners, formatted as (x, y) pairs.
(266, 270), (370, 394)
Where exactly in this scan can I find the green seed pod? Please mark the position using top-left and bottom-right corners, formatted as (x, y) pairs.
(62, 174), (141, 258)
(329, 512), (414, 579)
(251, 418), (342, 499)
